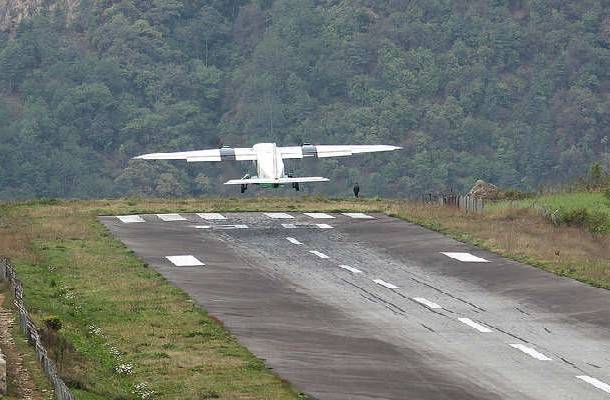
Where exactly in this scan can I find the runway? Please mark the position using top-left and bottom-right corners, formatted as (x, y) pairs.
(100, 212), (610, 400)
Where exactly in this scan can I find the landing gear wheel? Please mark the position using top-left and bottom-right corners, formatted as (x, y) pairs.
(293, 182), (300, 192)
(240, 184), (247, 193)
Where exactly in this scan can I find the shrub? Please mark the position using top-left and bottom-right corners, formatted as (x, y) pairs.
(558, 207), (610, 235)
(604, 186), (610, 202)
(559, 208), (589, 227)
(44, 316), (63, 331)
(587, 209), (610, 235)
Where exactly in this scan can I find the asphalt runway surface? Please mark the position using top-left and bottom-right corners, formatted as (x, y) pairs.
(100, 212), (610, 400)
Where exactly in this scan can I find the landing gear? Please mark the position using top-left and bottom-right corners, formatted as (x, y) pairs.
(292, 182), (300, 191)
(353, 183), (360, 198)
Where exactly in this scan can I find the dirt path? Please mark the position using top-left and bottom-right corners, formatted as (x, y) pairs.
(0, 292), (46, 399)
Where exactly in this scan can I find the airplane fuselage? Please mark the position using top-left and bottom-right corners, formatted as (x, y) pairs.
(252, 143), (286, 180)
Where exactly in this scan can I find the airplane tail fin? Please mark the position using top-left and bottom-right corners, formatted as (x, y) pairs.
(225, 177), (329, 185)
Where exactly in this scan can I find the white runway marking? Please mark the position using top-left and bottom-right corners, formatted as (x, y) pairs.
(458, 318), (493, 333)
(413, 297), (442, 309)
(342, 212), (374, 219)
(286, 237), (303, 245)
(576, 376), (610, 394)
(197, 213), (226, 220)
(116, 215), (145, 223)
(157, 213), (187, 221)
(166, 255), (204, 266)
(193, 224), (248, 229)
(339, 265), (362, 274)
(310, 251), (329, 259)
(316, 223), (334, 229)
(373, 279), (398, 289)
(304, 213), (335, 219)
(442, 252), (490, 262)
(264, 212), (294, 219)
(509, 344), (552, 361)
(282, 223), (333, 229)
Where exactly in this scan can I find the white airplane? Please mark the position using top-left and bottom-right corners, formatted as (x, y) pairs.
(134, 142), (401, 192)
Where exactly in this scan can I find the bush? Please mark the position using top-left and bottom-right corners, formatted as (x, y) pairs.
(559, 208), (589, 226)
(587, 209), (610, 235)
(604, 187), (610, 202)
(558, 207), (610, 235)
(44, 316), (63, 331)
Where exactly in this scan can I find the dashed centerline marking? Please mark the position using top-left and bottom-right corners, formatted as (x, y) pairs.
(373, 279), (398, 289)
(264, 212), (294, 219)
(413, 297), (442, 309)
(282, 223), (297, 229)
(316, 223), (333, 229)
(576, 375), (610, 394)
(286, 237), (303, 245)
(342, 212), (374, 219)
(509, 344), (552, 361)
(192, 224), (248, 229)
(116, 215), (145, 223)
(309, 251), (329, 259)
(197, 213), (226, 220)
(165, 255), (204, 266)
(442, 252), (489, 262)
(157, 213), (187, 221)
(338, 265), (362, 274)
(304, 213), (335, 219)
(458, 318), (493, 333)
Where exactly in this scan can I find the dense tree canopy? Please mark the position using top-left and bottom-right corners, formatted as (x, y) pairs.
(0, 0), (609, 198)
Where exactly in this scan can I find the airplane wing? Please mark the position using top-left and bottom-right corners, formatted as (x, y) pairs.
(133, 147), (257, 162)
(280, 144), (401, 159)
(225, 177), (330, 185)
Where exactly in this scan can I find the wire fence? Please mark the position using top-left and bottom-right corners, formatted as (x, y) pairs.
(0, 257), (75, 400)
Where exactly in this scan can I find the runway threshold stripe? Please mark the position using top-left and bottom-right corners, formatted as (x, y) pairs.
(342, 213), (374, 219)
(282, 223), (296, 229)
(339, 265), (362, 274)
(576, 376), (610, 394)
(165, 255), (204, 266)
(458, 318), (493, 333)
(304, 213), (335, 219)
(157, 213), (187, 221)
(509, 344), (552, 361)
(309, 251), (329, 259)
(197, 213), (226, 220)
(441, 252), (489, 262)
(264, 212), (294, 219)
(373, 279), (398, 289)
(286, 237), (303, 245)
(116, 215), (145, 223)
(413, 297), (442, 309)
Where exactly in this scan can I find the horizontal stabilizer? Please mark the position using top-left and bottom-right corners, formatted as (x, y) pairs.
(225, 177), (330, 185)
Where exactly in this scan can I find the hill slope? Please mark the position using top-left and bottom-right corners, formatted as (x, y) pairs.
(0, 0), (609, 198)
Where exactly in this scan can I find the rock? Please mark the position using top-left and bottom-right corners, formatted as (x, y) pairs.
(468, 179), (502, 200)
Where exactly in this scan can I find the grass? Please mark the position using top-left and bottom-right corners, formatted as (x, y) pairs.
(493, 191), (610, 219)
(0, 196), (608, 399)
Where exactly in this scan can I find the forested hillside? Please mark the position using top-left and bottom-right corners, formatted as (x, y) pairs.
(1, 0), (609, 198)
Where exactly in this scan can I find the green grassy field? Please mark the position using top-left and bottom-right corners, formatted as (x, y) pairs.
(0, 196), (608, 399)
(490, 191), (610, 233)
